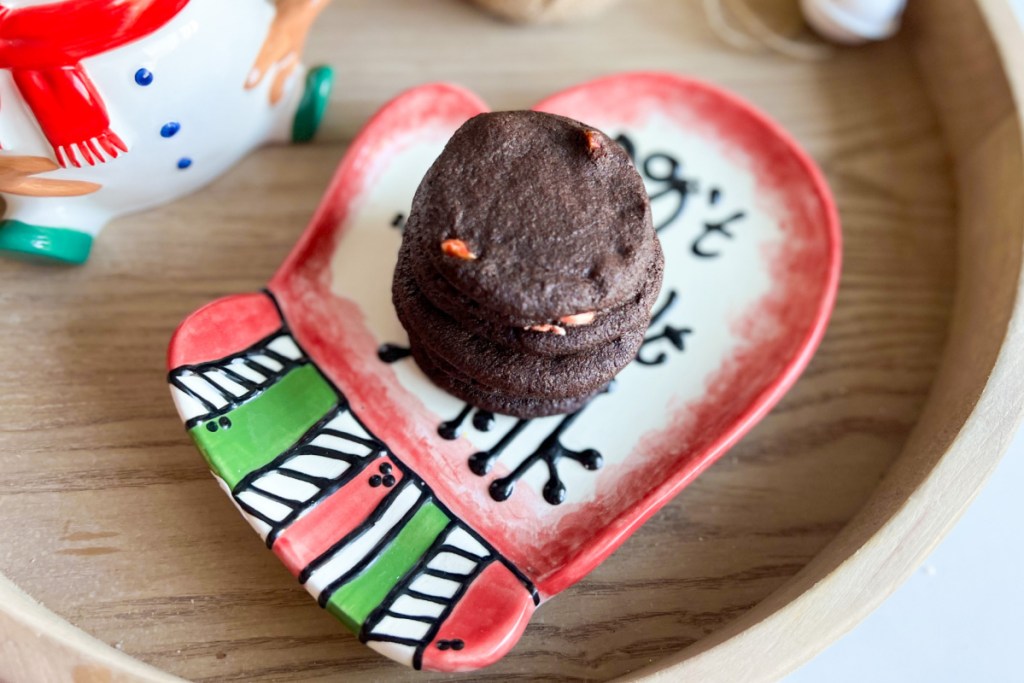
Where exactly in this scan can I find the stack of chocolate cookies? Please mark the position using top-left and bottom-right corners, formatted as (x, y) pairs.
(393, 111), (664, 418)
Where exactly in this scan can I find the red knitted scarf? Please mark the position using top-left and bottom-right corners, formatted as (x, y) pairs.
(0, 0), (190, 167)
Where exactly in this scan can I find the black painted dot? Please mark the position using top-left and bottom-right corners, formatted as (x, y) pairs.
(382, 475), (396, 487)
(219, 416), (232, 429)
(134, 68), (153, 86)
(369, 475), (382, 487)
(379, 462), (392, 474)
(437, 641), (449, 651)
(472, 411), (495, 432)
(161, 121), (181, 138)
(451, 640), (465, 651)
(177, 157), (193, 170)
(205, 422), (218, 433)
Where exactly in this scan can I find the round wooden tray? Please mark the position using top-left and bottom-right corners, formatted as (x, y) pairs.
(1, 1), (1022, 681)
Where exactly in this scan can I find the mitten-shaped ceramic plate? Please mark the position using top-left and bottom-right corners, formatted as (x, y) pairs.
(167, 73), (840, 672)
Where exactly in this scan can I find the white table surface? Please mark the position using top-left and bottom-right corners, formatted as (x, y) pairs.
(787, 6), (1024, 679)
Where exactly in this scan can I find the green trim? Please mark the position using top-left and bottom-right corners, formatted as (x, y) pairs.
(292, 65), (334, 143)
(326, 502), (450, 631)
(0, 220), (93, 265)
(190, 364), (337, 489)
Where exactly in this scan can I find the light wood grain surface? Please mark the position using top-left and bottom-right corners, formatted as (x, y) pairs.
(2, 0), (1020, 681)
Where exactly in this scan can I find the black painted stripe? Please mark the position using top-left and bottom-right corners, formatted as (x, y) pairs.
(298, 444), (365, 462)
(169, 375), (220, 413)
(436, 545), (485, 563)
(359, 521), (457, 640)
(171, 331), (309, 428)
(412, 557), (495, 670)
(266, 454), (371, 548)
(256, 347), (296, 368)
(271, 467), (334, 488)
(422, 568), (471, 582)
(372, 451), (539, 603)
(247, 483), (306, 507)
(383, 611), (436, 624)
(403, 590), (450, 606)
(234, 494), (283, 528)
(170, 330), (293, 379)
(363, 634), (423, 648)
(318, 429), (384, 451)
(299, 479), (416, 584)
(232, 406), (350, 492)
(238, 358), (271, 381)
(317, 489), (427, 608)
(216, 365), (261, 391)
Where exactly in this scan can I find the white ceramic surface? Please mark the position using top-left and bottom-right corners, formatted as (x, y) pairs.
(801, 0), (907, 44)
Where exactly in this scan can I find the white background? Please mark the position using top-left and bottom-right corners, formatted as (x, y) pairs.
(786, 3), (1024, 679)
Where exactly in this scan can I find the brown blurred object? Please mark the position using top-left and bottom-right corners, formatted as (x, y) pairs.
(469, 0), (622, 24)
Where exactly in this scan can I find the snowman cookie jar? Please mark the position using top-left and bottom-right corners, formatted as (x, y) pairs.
(0, 0), (333, 264)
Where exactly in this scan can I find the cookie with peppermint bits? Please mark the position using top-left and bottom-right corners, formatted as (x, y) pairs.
(392, 110), (663, 418)
(410, 243), (664, 358)
(405, 110), (662, 324)
(394, 246), (644, 401)
(408, 337), (597, 420)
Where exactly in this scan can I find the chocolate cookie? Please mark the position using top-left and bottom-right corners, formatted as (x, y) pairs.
(409, 340), (597, 419)
(392, 110), (664, 418)
(405, 110), (659, 323)
(411, 240), (664, 357)
(394, 246), (644, 400)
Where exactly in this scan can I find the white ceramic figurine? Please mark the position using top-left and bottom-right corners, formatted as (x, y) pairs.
(0, 0), (332, 264)
(800, 0), (907, 44)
